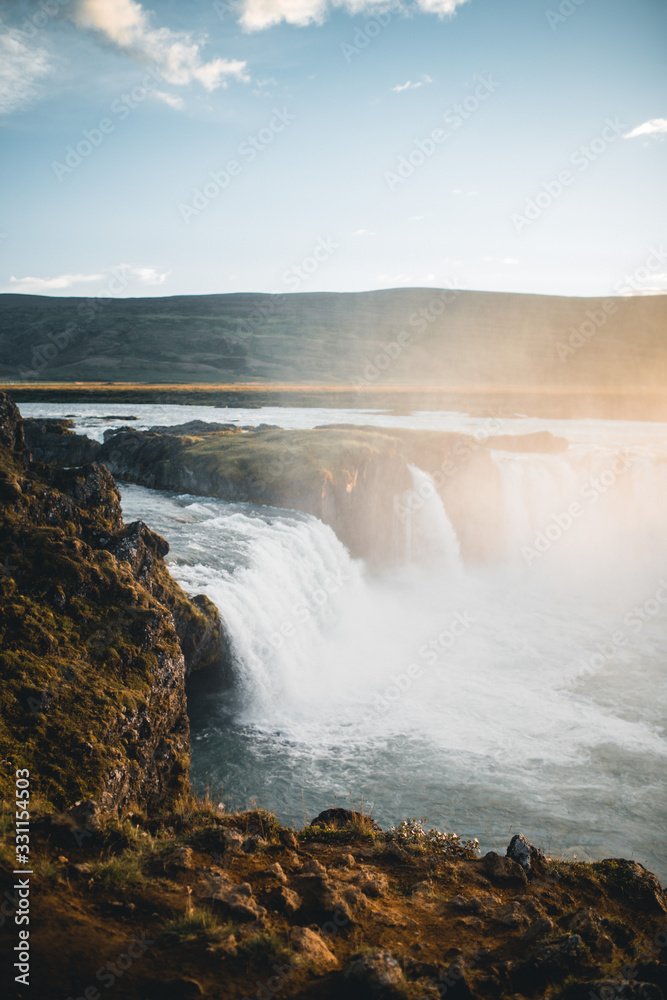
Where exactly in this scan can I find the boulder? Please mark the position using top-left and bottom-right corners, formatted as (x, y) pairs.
(196, 879), (266, 922)
(289, 926), (338, 969)
(482, 851), (528, 886)
(343, 950), (405, 998)
(506, 833), (546, 877)
(310, 807), (382, 832)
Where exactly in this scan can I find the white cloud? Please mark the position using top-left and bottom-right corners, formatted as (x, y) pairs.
(7, 265), (169, 294)
(481, 256), (518, 265)
(9, 273), (104, 293)
(623, 118), (667, 139)
(70, 0), (249, 90)
(154, 90), (185, 110)
(351, 228), (376, 236)
(392, 74), (433, 92)
(238, 0), (468, 31)
(0, 27), (52, 116)
(122, 265), (170, 285)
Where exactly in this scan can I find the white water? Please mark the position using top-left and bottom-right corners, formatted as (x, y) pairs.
(19, 403), (667, 877)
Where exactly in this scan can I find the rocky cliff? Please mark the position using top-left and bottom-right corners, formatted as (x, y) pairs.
(28, 420), (517, 564)
(0, 393), (223, 813)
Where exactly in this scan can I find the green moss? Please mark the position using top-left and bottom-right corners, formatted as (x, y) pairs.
(0, 434), (202, 813)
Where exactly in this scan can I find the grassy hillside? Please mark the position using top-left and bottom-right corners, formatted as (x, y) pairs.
(1, 288), (665, 387)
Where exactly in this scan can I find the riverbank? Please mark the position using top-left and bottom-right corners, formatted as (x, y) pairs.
(4, 381), (667, 420)
(1, 799), (666, 1000)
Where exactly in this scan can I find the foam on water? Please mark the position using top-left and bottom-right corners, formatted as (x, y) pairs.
(117, 418), (667, 878)
(18, 402), (666, 875)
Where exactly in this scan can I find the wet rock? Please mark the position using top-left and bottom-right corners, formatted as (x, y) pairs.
(0, 393), (28, 457)
(506, 832), (546, 877)
(23, 418), (101, 466)
(148, 420), (237, 436)
(289, 926), (338, 969)
(482, 851), (528, 886)
(343, 950), (405, 997)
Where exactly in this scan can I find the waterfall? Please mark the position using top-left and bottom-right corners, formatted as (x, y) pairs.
(150, 496), (365, 712)
(401, 465), (463, 571)
(490, 448), (667, 596)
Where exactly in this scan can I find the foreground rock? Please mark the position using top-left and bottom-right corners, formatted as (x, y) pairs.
(0, 391), (223, 811)
(2, 810), (664, 1000)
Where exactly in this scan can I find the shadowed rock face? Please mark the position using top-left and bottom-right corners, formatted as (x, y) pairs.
(18, 418), (569, 564)
(0, 392), (223, 813)
(23, 417), (101, 466)
(89, 423), (510, 564)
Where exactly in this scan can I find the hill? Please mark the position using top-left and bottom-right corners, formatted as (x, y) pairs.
(1, 288), (666, 387)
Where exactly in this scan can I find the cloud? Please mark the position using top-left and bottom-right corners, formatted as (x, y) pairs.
(122, 265), (170, 284)
(153, 90), (185, 110)
(7, 265), (169, 294)
(238, 0), (468, 31)
(351, 228), (376, 236)
(9, 273), (104, 293)
(391, 74), (432, 92)
(623, 118), (667, 140)
(70, 0), (249, 90)
(0, 26), (52, 115)
(481, 256), (518, 265)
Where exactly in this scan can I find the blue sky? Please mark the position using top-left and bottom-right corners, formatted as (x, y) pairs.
(0, 0), (665, 299)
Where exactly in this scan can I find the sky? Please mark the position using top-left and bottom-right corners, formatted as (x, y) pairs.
(0, 0), (666, 300)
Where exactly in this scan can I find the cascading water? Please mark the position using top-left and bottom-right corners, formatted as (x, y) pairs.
(401, 465), (463, 571)
(112, 423), (667, 882)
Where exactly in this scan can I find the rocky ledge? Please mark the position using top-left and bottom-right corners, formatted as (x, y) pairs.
(0, 392), (223, 813)
(0, 806), (665, 1000)
(22, 417), (568, 563)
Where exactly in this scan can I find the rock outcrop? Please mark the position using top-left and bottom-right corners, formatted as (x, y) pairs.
(0, 392), (223, 813)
